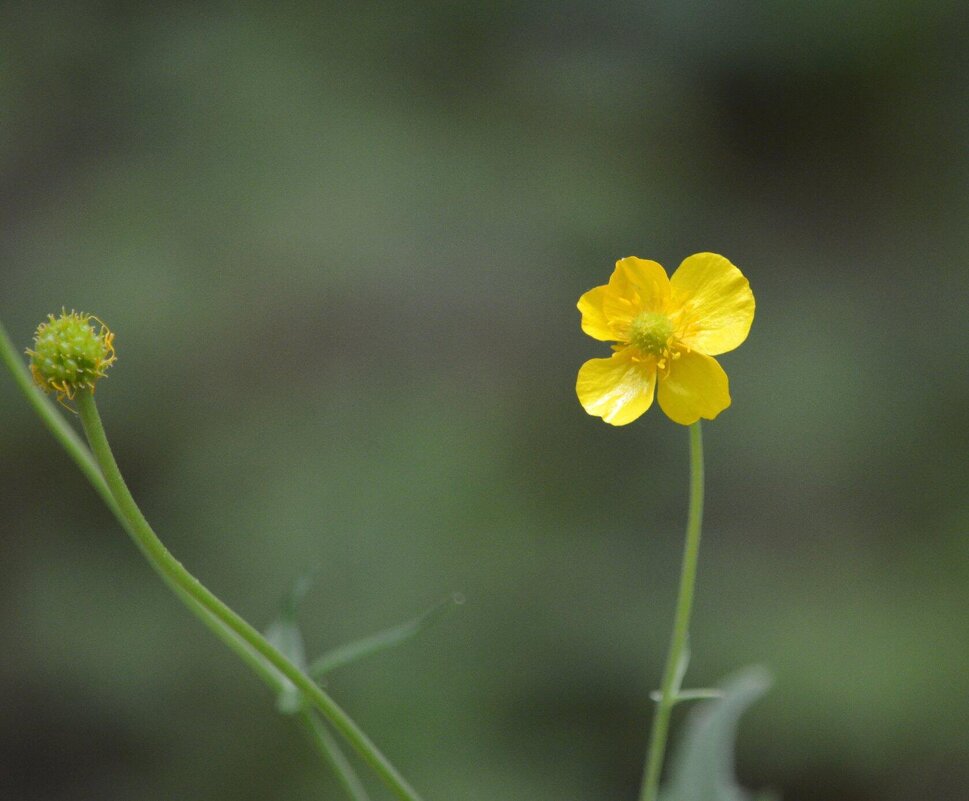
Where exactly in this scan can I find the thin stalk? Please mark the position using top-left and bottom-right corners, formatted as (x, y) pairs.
(639, 421), (705, 801)
(75, 390), (423, 801)
(206, 606), (371, 801)
(299, 710), (373, 801)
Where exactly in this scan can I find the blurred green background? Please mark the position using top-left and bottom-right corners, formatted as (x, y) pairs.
(2, 3), (968, 800)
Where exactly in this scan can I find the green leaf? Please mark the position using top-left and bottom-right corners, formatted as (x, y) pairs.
(263, 574), (315, 714)
(660, 666), (774, 801)
(308, 593), (464, 679)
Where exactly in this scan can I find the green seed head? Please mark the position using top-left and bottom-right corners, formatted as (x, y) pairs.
(26, 310), (116, 400)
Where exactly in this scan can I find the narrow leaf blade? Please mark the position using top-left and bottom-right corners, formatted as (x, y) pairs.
(308, 593), (464, 679)
(660, 666), (773, 801)
(263, 575), (315, 714)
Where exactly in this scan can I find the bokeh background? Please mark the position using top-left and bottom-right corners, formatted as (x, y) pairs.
(2, 3), (968, 800)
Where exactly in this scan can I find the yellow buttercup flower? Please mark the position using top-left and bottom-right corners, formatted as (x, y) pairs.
(576, 253), (754, 426)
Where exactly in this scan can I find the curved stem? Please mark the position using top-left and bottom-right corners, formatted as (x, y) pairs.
(639, 421), (704, 801)
(75, 390), (423, 801)
(189, 589), (371, 800)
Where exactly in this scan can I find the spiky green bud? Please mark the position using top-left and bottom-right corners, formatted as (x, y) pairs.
(26, 311), (116, 401)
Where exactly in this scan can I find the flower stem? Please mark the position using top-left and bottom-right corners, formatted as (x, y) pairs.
(299, 710), (373, 801)
(74, 390), (423, 801)
(639, 421), (705, 801)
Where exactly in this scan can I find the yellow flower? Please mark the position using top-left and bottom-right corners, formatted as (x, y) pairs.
(576, 253), (754, 426)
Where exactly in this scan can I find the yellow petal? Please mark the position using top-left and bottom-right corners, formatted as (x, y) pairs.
(577, 285), (618, 341)
(670, 253), (754, 355)
(657, 350), (730, 425)
(576, 347), (657, 426)
(601, 257), (672, 329)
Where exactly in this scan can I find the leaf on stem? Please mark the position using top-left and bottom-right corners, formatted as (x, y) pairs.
(660, 666), (774, 801)
(308, 593), (465, 680)
(264, 574), (316, 714)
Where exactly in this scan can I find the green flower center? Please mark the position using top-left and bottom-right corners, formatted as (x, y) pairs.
(629, 311), (673, 355)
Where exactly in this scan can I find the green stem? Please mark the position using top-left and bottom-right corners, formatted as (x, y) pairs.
(300, 710), (373, 801)
(639, 421), (705, 801)
(74, 390), (423, 801)
(133, 572), (372, 801)
(154, 582), (372, 801)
